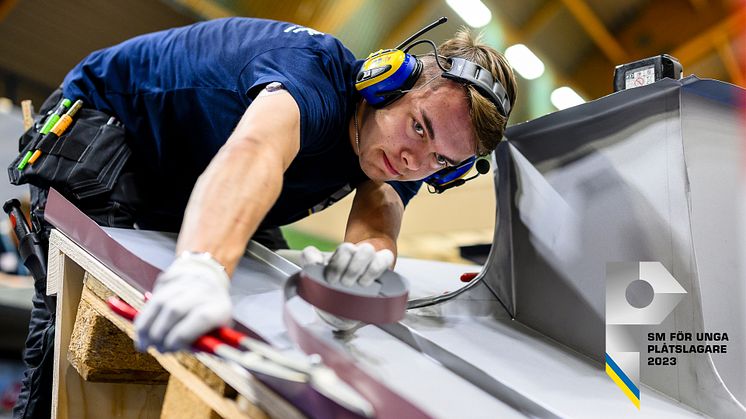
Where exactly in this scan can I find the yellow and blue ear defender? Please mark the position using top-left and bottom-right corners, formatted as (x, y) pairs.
(355, 49), (422, 107)
(355, 17), (512, 193)
(355, 18), (439, 107)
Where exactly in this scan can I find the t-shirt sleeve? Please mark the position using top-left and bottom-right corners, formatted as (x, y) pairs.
(386, 180), (422, 207)
(239, 48), (344, 154)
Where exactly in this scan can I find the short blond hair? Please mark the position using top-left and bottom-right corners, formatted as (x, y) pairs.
(415, 27), (517, 156)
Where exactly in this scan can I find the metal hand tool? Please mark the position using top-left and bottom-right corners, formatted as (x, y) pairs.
(3, 198), (47, 282)
(107, 296), (374, 417)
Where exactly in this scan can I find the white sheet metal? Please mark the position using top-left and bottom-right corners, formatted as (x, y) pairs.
(103, 228), (522, 418)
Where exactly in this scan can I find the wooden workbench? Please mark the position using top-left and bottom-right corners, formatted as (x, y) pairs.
(47, 229), (302, 419)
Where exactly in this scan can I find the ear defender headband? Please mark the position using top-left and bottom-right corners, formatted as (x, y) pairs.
(355, 17), (511, 193)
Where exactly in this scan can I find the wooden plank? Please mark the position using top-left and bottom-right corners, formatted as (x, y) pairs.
(49, 236), (165, 419)
(49, 236), (85, 419)
(161, 378), (222, 419)
(49, 230), (144, 310)
(48, 229), (301, 419)
(81, 277), (258, 419)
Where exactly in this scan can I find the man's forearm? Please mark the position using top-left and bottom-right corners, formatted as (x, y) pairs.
(176, 139), (284, 275)
(175, 90), (300, 276)
(344, 181), (404, 264)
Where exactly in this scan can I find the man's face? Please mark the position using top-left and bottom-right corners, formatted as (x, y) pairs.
(355, 81), (476, 182)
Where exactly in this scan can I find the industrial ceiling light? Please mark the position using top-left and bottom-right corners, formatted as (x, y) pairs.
(445, 0), (492, 28)
(550, 86), (585, 110)
(505, 44), (545, 80)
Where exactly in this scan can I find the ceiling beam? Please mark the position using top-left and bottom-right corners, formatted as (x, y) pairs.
(688, 0), (708, 12)
(570, 0), (735, 99)
(292, 0), (320, 26)
(672, 6), (746, 67)
(485, 1), (590, 106)
(0, 0), (19, 22)
(516, 0), (562, 41)
(560, 0), (628, 64)
(713, 31), (744, 86)
(313, 0), (365, 34)
(167, 0), (233, 20)
(379, 0), (441, 49)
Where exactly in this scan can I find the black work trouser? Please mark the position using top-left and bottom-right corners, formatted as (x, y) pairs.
(13, 176), (288, 419)
(13, 171), (140, 419)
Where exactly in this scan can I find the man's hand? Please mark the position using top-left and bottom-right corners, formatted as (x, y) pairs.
(134, 253), (232, 352)
(301, 243), (394, 332)
(302, 242), (394, 287)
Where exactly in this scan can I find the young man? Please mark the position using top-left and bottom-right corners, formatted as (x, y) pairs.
(13, 17), (516, 418)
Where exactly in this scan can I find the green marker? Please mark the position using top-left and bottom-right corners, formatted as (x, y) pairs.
(40, 99), (72, 134)
(18, 98), (71, 170)
(16, 151), (34, 170)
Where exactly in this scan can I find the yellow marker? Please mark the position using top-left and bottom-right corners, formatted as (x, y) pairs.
(21, 100), (34, 131)
(28, 100), (84, 166)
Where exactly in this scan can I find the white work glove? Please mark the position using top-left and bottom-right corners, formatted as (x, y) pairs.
(301, 243), (394, 332)
(134, 252), (232, 352)
(303, 242), (394, 287)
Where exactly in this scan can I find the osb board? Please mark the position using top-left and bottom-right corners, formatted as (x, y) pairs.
(68, 287), (169, 384)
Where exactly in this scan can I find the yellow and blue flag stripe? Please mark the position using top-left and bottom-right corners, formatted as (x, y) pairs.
(605, 353), (640, 409)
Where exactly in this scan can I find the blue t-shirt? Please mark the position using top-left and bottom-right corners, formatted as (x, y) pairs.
(62, 17), (421, 230)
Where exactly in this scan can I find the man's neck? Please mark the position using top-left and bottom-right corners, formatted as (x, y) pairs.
(349, 100), (363, 156)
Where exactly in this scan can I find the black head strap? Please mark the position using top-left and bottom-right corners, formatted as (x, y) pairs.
(442, 57), (511, 117)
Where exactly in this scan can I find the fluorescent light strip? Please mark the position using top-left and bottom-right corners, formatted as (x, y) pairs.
(505, 44), (545, 80)
(551, 86), (585, 110)
(446, 0), (492, 28)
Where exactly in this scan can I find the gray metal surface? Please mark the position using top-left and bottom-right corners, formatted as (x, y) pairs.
(103, 227), (703, 417)
(379, 322), (559, 418)
(458, 76), (744, 417)
(399, 312), (701, 418)
(380, 76), (744, 418)
(493, 78), (685, 360)
(103, 228), (523, 418)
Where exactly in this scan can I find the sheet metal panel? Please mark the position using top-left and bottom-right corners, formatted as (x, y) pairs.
(102, 228), (522, 418)
(481, 76), (745, 417)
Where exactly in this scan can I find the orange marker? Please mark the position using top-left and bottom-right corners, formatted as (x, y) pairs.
(27, 149), (42, 164)
(29, 100), (83, 166)
(18, 99), (70, 170)
(49, 99), (83, 137)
